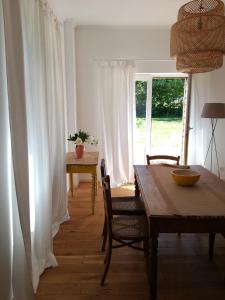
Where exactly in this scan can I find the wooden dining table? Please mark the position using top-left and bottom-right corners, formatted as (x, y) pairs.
(134, 164), (225, 300)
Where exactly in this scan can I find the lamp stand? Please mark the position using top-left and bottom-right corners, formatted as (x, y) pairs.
(204, 118), (220, 177)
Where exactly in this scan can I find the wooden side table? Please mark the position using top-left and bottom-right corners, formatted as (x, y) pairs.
(66, 151), (99, 214)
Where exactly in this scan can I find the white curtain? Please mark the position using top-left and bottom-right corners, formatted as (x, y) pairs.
(96, 60), (135, 187)
(19, 0), (68, 291)
(188, 73), (212, 165)
(0, 0), (34, 299)
(0, 0), (67, 297)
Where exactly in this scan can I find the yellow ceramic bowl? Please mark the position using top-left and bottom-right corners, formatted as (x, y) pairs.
(171, 169), (200, 186)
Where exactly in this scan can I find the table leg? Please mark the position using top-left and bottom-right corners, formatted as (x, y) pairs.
(149, 234), (158, 300)
(209, 233), (216, 261)
(95, 173), (98, 196)
(70, 173), (74, 197)
(134, 174), (140, 197)
(91, 173), (96, 215)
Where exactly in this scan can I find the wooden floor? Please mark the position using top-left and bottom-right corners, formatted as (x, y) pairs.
(36, 182), (225, 300)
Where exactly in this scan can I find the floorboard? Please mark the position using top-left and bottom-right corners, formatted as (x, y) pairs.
(36, 182), (225, 300)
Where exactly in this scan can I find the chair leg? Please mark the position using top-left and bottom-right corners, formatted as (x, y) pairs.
(101, 239), (112, 286)
(101, 217), (107, 252)
(144, 238), (150, 280)
(102, 215), (106, 236)
(209, 233), (216, 261)
(144, 239), (148, 257)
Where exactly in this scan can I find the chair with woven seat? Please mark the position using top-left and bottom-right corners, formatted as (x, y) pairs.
(100, 159), (145, 251)
(101, 175), (149, 286)
(146, 154), (180, 166)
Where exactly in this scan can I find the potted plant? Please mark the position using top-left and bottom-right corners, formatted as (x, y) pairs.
(67, 130), (98, 158)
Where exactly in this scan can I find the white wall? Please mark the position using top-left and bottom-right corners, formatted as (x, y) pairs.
(75, 27), (225, 177)
(64, 21), (77, 150)
(75, 27), (177, 138)
(188, 67), (225, 177)
(206, 66), (225, 177)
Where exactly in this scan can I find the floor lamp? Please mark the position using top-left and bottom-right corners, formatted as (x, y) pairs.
(201, 103), (225, 177)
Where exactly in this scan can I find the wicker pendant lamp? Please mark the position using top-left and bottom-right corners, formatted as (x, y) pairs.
(170, 0), (225, 73)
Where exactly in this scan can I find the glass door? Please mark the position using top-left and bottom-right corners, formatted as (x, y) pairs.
(134, 74), (188, 164)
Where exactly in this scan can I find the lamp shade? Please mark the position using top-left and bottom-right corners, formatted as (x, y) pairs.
(170, 0), (225, 73)
(201, 102), (225, 118)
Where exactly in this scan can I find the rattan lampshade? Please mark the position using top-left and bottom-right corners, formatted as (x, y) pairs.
(170, 0), (225, 73)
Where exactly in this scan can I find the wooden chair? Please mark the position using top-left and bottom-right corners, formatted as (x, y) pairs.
(101, 175), (149, 286)
(146, 154), (180, 166)
(100, 159), (145, 251)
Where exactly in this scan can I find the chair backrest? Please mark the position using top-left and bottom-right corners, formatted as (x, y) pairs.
(102, 175), (113, 231)
(146, 154), (180, 166)
(100, 158), (107, 180)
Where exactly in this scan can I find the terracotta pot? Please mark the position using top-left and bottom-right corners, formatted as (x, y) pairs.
(75, 144), (84, 159)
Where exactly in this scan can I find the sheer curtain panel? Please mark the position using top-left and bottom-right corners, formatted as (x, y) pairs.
(188, 74), (212, 165)
(1, 0), (34, 298)
(96, 60), (135, 187)
(19, 0), (67, 291)
(0, 0), (67, 297)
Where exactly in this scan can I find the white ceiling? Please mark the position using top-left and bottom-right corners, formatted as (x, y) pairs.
(48, 0), (197, 28)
